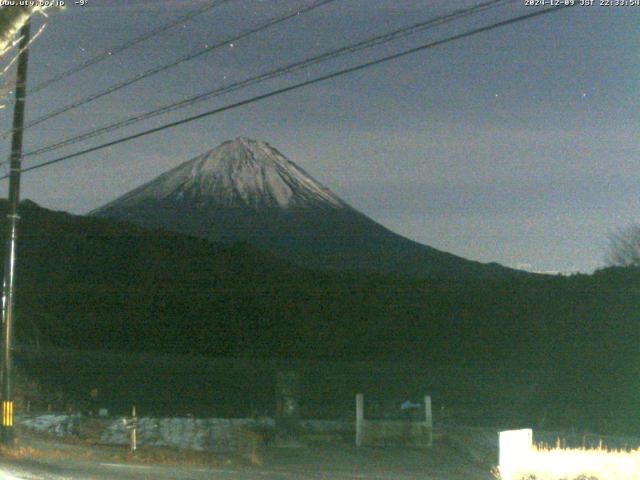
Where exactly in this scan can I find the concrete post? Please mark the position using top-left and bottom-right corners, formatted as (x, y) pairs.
(424, 395), (432, 427)
(130, 402), (137, 452)
(275, 370), (300, 443)
(424, 395), (433, 446)
(355, 393), (364, 447)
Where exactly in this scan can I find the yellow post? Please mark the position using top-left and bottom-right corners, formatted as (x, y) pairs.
(2, 401), (13, 427)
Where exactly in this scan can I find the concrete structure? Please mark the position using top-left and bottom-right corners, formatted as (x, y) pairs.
(355, 393), (432, 447)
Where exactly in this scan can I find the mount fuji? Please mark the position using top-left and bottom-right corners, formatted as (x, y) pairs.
(91, 137), (519, 278)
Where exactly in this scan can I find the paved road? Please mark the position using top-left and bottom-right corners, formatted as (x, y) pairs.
(0, 461), (459, 480)
(0, 444), (493, 480)
(0, 428), (496, 479)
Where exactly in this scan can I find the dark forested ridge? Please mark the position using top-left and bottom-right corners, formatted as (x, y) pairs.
(3, 200), (640, 431)
(4, 201), (638, 362)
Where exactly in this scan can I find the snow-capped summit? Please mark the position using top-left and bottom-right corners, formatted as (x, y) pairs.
(98, 137), (345, 212)
(92, 138), (521, 278)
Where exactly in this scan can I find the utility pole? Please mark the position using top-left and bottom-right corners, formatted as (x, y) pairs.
(1, 19), (31, 446)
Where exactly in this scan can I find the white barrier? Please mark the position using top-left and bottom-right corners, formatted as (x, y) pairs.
(498, 428), (640, 480)
(498, 429), (533, 480)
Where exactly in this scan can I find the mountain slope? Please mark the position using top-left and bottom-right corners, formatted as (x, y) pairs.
(92, 138), (521, 278)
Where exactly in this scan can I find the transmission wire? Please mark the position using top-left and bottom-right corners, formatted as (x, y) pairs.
(24, 0), (513, 158)
(28, 0), (234, 95)
(1, 5), (574, 181)
(1, 0), (338, 138)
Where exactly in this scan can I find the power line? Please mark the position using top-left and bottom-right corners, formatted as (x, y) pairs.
(2, 5), (573, 181)
(27, 0), (233, 96)
(1, 0), (337, 138)
(24, 0), (514, 158)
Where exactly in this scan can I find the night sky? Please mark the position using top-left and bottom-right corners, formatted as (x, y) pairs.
(0, 0), (637, 274)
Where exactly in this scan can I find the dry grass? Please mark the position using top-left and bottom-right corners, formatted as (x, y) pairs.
(235, 428), (265, 467)
(3, 434), (225, 467)
(0, 441), (99, 463)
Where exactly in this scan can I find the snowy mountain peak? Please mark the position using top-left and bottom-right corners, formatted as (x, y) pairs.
(91, 138), (521, 279)
(98, 138), (347, 212)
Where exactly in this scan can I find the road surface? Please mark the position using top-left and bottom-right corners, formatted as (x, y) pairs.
(0, 444), (493, 479)
(0, 426), (496, 479)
